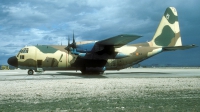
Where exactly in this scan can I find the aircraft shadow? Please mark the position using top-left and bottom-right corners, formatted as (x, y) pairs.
(39, 71), (170, 79)
(47, 72), (108, 78)
(105, 72), (170, 75)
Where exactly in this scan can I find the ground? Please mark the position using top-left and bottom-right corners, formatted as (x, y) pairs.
(0, 68), (200, 111)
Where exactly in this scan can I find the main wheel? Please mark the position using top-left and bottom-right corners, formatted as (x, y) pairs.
(28, 69), (34, 75)
(81, 66), (86, 74)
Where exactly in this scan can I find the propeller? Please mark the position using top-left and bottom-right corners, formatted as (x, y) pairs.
(65, 31), (77, 54)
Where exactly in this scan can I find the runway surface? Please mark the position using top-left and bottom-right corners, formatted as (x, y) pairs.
(0, 68), (200, 81)
(1, 68), (200, 111)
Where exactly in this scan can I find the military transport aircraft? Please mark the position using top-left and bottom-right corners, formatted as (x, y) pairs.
(8, 7), (196, 75)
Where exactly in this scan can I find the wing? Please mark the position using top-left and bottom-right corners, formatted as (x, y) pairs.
(96, 34), (142, 47)
(68, 34), (142, 60)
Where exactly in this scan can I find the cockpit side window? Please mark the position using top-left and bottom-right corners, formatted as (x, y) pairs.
(20, 55), (25, 59)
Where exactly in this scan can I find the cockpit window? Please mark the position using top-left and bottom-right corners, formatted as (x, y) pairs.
(20, 48), (29, 53)
(17, 48), (29, 57)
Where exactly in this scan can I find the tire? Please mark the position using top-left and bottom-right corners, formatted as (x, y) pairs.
(81, 66), (86, 74)
(28, 69), (34, 75)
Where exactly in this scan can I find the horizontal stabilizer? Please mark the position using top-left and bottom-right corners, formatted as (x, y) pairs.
(97, 34), (141, 47)
(163, 45), (197, 51)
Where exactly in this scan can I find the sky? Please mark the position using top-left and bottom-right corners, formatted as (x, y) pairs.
(0, 0), (200, 66)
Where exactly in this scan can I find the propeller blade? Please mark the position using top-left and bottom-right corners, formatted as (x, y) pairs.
(68, 36), (70, 46)
(67, 36), (70, 62)
(72, 31), (76, 49)
(65, 36), (71, 51)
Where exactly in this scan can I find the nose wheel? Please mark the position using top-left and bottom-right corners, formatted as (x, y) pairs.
(28, 69), (34, 75)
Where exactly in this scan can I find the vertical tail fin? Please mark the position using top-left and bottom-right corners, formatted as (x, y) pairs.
(150, 7), (182, 47)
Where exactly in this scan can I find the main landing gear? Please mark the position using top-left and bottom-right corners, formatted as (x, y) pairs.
(81, 70), (104, 75)
(80, 66), (105, 75)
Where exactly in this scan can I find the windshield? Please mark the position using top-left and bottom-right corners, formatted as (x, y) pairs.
(17, 48), (29, 57)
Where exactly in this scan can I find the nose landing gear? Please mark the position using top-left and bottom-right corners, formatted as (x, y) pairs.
(27, 68), (44, 75)
(28, 69), (34, 75)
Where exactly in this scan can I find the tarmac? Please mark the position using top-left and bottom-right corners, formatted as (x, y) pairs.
(0, 68), (200, 111)
(0, 68), (200, 80)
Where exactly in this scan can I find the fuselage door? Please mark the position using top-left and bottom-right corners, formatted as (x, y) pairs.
(37, 60), (42, 67)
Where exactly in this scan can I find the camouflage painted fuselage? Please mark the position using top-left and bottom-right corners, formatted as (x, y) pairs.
(17, 43), (162, 71)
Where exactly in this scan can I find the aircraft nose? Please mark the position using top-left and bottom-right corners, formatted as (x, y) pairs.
(7, 56), (18, 67)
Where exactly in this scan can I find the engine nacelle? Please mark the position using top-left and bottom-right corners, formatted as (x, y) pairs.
(76, 41), (96, 53)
